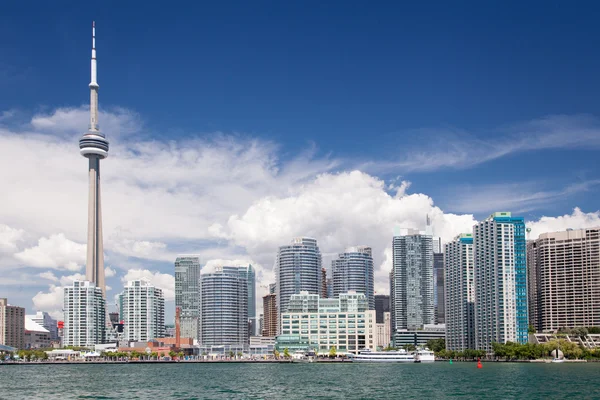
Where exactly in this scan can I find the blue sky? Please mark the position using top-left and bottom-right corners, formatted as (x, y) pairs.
(1, 2), (599, 318)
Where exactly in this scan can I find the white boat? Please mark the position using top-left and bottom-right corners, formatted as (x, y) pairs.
(349, 348), (415, 363)
(551, 358), (565, 363)
(415, 348), (435, 363)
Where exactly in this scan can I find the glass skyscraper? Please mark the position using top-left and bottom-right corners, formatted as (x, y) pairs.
(63, 281), (106, 346)
(473, 212), (528, 352)
(200, 266), (249, 346)
(275, 237), (322, 316)
(444, 233), (475, 351)
(332, 246), (375, 309)
(237, 265), (256, 335)
(392, 230), (434, 331)
(175, 255), (201, 340)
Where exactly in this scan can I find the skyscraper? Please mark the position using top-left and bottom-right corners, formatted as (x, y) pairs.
(528, 228), (600, 332)
(79, 22), (109, 297)
(63, 281), (106, 346)
(237, 265), (256, 335)
(200, 266), (249, 346)
(0, 298), (25, 349)
(332, 246), (375, 309)
(392, 230), (434, 331)
(119, 280), (165, 341)
(275, 237), (322, 315)
(175, 255), (201, 340)
(262, 293), (277, 337)
(474, 212), (528, 352)
(432, 235), (445, 324)
(321, 267), (328, 298)
(444, 233), (475, 351)
(374, 294), (390, 324)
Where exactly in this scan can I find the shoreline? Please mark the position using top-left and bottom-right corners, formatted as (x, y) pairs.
(0, 359), (592, 365)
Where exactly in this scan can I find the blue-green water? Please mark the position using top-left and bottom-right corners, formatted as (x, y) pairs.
(1, 362), (599, 399)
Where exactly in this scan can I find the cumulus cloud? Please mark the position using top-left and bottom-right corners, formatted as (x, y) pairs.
(220, 170), (477, 293)
(122, 269), (175, 301)
(0, 224), (25, 253)
(14, 233), (85, 271)
(2, 106), (599, 310)
(32, 286), (64, 320)
(105, 266), (116, 278)
(527, 208), (600, 240)
(38, 271), (59, 282)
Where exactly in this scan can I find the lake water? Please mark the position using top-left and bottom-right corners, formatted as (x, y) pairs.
(1, 362), (598, 399)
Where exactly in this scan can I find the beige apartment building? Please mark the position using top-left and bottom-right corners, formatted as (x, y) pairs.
(0, 298), (25, 349)
(528, 228), (600, 332)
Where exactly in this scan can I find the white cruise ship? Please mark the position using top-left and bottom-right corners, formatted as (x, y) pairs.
(414, 348), (435, 362)
(349, 349), (415, 363)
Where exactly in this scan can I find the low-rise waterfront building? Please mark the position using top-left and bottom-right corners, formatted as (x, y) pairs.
(26, 311), (59, 342)
(393, 324), (446, 348)
(278, 291), (376, 355)
(24, 317), (51, 349)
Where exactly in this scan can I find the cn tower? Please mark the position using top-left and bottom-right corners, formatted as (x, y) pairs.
(79, 21), (109, 297)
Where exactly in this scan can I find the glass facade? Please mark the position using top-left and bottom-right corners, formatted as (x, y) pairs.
(175, 255), (201, 339)
(392, 231), (434, 331)
(474, 212), (528, 352)
(332, 246), (375, 309)
(276, 237), (322, 315)
(444, 234), (475, 351)
(200, 266), (249, 346)
(279, 292), (375, 355)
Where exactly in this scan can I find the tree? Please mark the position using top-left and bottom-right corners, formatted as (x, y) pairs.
(228, 351), (235, 359)
(588, 327), (600, 334)
(402, 344), (416, 352)
(329, 346), (337, 358)
(168, 350), (176, 359)
(273, 350), (280, 359)
(426, 338), (446, 353)
(283, 348), (290, 359)
(528, 325), (536, 334)
(237, 352), (243, 359)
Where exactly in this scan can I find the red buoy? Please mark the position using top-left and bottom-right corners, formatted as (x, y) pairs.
(477, 358), (483, 369)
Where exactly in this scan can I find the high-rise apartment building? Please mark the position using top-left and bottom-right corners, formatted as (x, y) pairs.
(374, 295), (390, 324)
(63, 281), (106, 346)
(528, 228), (600, 332)
(474, 212), (527, 352)
(237, 265), (256, 335)
(0, 298), (25, 349)
(200, 266), (249, 346)
(175, 255), (201, 340)
(433, 251), (445, 324)
(444, 233), (475, 351)
(392, 230), (434, 331)
(26, 311), (58, 342)
(321, 267), (328, 298)
(332, 246), (375, 309)
(119, 280), (165, 341)
(262, 293), (278, 337)
(276, 237), (322, 315)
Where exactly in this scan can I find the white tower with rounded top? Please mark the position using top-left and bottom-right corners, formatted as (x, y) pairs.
(79, 21), (109, 297)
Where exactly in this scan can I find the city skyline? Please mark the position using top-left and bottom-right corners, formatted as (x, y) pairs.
(1, 7), (600, 321)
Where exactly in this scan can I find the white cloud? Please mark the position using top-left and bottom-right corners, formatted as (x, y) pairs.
(1, 106), (599, 309)
(527, 208), (600, 240)
(38, 271), (59, 282)
(32, 286), (64, 320)
(0, 224), (25, 252)
(221, 170), (477, 294)
(121, 269), (175, 301)
(105, 266), (116, 278)
(14, 233), (85, 271)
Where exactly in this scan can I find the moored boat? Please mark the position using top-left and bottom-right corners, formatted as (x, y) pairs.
(349, 348), (415, 363)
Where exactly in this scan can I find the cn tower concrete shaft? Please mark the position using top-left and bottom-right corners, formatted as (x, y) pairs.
(85, 157), (105, 296)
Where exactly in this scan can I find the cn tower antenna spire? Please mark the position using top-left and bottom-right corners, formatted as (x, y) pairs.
(89, 21), (99, 132)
